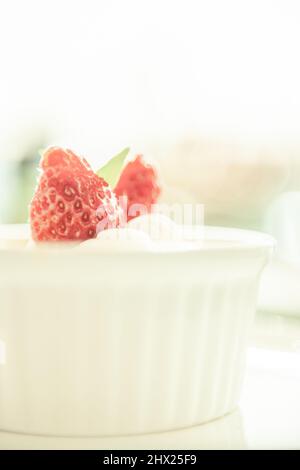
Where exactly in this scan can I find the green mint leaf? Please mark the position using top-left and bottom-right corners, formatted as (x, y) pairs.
(96, 147), (130, 188)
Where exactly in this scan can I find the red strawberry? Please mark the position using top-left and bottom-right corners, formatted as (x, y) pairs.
(114, 155), (160, 221)
(30, 146), (122, 241)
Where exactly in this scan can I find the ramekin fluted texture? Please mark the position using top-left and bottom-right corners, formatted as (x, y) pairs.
(0, 227), (273, 436)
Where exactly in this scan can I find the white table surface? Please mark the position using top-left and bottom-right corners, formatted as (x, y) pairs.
(1, 311), (299, 450)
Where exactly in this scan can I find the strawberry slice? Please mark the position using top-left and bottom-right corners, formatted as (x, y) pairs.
(114, 155), (160, 221)
(30, 146), (122, 241)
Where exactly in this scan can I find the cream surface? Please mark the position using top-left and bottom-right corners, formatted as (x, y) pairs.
(0, 215), (259, 252)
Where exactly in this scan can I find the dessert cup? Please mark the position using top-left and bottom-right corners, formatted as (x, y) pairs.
(0, 225), (274, 436)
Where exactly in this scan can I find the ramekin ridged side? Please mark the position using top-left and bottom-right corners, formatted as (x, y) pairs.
(0, 230), (273, 436)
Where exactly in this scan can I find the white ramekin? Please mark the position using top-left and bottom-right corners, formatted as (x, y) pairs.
(0, 225), (274, 437)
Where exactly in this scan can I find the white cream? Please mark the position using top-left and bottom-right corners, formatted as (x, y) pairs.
(127, 213), (181, 241)
(78, 227), (153, 252)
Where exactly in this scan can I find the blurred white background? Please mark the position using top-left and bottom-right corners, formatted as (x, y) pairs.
(1, 0), (300, 161)
(0, 0), (300, 233)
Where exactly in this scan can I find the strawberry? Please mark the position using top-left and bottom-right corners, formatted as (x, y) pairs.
(114, 155), (160, 221)
(30, 146), (122, 241)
